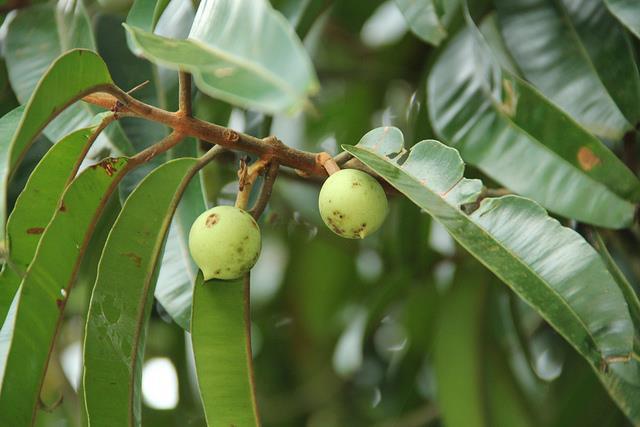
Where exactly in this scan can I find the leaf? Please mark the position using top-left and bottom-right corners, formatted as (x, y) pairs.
(343, 127), (640, 422)
(191, 274), (260, 427)
(4, 49), (115, 186)
(495, 0), (640, 139)
(593, 231), (640, 350)
(434, 278), (487, 427)
(5, 3), (134, 156)
(345, 127), (634, 364)
(427, 19), (640, 228)
(394, 0), (460, 46)
(605, 0), (640, 40)
(0, 156), (130, 426)
(0, 126), (98, 324)
(124, 0), (319, 114)
(0, 105), (24, 242)
(83, 157), (203, 426)
(126, 0), (171, 38)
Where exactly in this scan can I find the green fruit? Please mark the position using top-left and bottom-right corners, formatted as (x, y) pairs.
(318, 169), (388, 239)
(188, 206), (261, 280)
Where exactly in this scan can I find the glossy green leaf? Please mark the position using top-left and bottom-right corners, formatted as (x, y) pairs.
(0, 157), (129, 426)
(605, 0), (640, 40)
(5, 3), (133, 156)
(83, 158), (203, 426)
(394, 0), (459, 46)
(345, 127), (634, 363)
(191, 274), (260, 427)
(0, 105), (24, 242)
(4, 49), (114, 185)
(150, 136), (205, 331)
(344, 127), (639, 421)
(427, 20), (640, 228)
(434, 279), (487, 427)
(125, 0), (320, 114)
(495, 0), (640, 139)
(0, 126), (98, 323)
(593, 232), (640, 350)
(155, 179), (203, 331)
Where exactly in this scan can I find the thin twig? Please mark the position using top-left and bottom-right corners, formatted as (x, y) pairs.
(129, 131), (185, 167)
(249, 160), (279, 220)
(178, 71), (192, 117)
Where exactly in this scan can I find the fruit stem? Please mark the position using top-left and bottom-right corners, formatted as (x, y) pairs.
(316, 152), (340, 175)
(178, 71), (192, 117)
(249, 160), (279, 220)
(235, 157), (271, 210)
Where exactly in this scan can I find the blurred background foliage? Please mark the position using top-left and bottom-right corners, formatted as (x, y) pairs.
(0, 0), (639, 425)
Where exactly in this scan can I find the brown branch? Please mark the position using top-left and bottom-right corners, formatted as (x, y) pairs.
(83, 85), (327, 176)
(178, 71), (192, 117)
(249, 160), (279, 220)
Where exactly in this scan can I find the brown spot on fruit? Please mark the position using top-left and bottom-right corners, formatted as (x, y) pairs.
(122, 252), (142, 267)
(214, 269), (221, 275)
(352, 181), (361, 187)
(26, 227), (45, 235)
(205, 214), (219, 227)
(577, 147), (601, 171)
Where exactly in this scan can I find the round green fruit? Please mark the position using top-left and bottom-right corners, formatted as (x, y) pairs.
(318, 169), (388, 239)
(188, 206), (261, 280)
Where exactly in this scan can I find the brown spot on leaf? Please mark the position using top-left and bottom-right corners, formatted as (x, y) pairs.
(122, 252), (142, 267)
(205, 213), (219, 228)
(59, 201), (67, 212)
(56, 299), (64, 310)
(26, 227), (45, 235)
(577, 147), (600, 171)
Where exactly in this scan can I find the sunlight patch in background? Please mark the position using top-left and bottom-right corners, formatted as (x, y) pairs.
(142, 357), (179, 410)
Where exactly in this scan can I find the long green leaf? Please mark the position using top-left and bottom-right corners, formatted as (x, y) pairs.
(344, 127), (640, 421)
(0, 105), (24, 242)
(394, 0), (460, 46)
(83, 157), (202, 426)
(495, 0), (640, 139)
(191, 274), (260, 427)
(0, 126), (98, 323)
(0, 157), (130, 426)
(125, 0), (319, 114)
(605, 0), (640, 40)
(4, 49), (114, 184)
(427, 19), (640, 228)
(434, 278), (487, 427)
(5, 3), (133, 156)
(154, 176), (203, 331)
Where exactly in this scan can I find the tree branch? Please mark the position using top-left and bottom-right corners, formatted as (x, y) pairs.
(84, 85), (327, 176)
